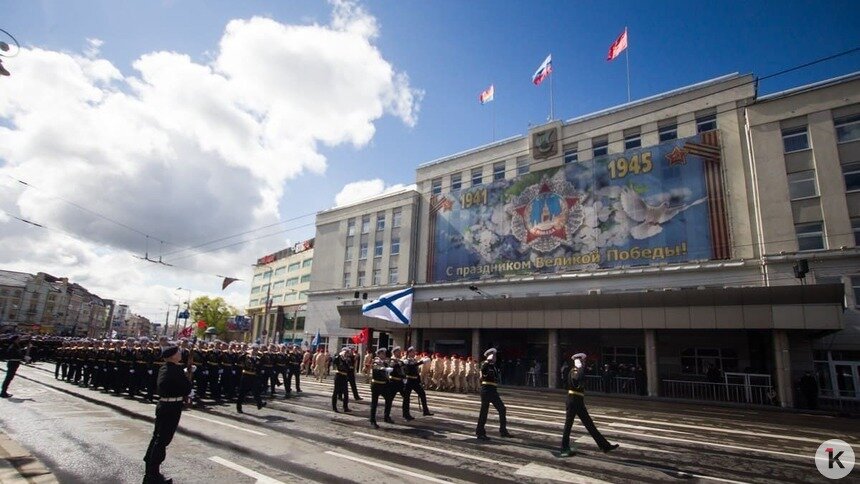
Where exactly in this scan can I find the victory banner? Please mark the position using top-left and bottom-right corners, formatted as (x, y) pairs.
(429, 131), (729, 282)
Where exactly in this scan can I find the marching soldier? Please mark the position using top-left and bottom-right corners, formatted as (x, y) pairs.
(193, 342), (209, 401)
(369, 347), (392, 429)
(207, 341), (224, 402)
(331, 347), (353, 413)
(236, 345), (266, 413)
(346, 346), (362, 401)
(387, 346), (407, 420)
(143, 344), (192, 484)
(1, 335), (30, 398)
(286, 345), (303, 396)
(559, 353), (618, 457)
(402, 347), (433, 420)
(475, 348), (511, 440)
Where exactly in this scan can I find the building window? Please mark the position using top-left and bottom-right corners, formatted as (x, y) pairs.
(493, 162), (506, 181)
(835, 113), (860, 143)
(516, 157), (529, 175)
(624, 130), (641, 150)
(347, 219), (355, 237)
(300, 274), (311, 283)
(374, 239), (384, 257)
(249, 299), (258, 307)
(392, 209), (402, 228)
(593, 137), (608, 157)
(388, 267), (399, 284)
(274, 267), (286, 276)
(601, 346), (645, 368)
(658, 122), (677, 142)
(853, 276), (860, 306)
(471, 168), (483, 186)
(796, 222), (825, 251)
(696, 113), (717, 133)
(298, 291), (307, 301)
(271, 295), (283, 304)
(263, 271), (272, 280)
(260, 284), (270, 293)
(357, 271), (366, 287)
(345, 245), (354, 262)
(359, 242), (368, 259)
(286, 277), (299, 286)
(680, 348), (739, 375)
(361, 216), (370, 234)
(391, 237), (400, 255)
(302, 259), (312, 268)
(376, 213), (385, 232)
(288, 262), (300, 272)
(843, 162), (860, 192)
(251, 286), (261, 294)
(272, 281), (284, 291)
(431, 178), (442, 195)
(372, 269), (381, 286)
(252, 274), (262, 283)
(853, 218), (860, 245)
(782, 126), (810, 153)
(787, 170), (818, 199)
(563, 145), (578, 164)
(451, 173), (462, 191)
(343, 273), (352, 288)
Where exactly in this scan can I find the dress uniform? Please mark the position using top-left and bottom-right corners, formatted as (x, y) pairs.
(369, 348), (392, 429)
(1, 335), (30, 398)
(207, 342), (223, 402)
(387, 347), (407, 420)
(402, 347), (433, 420)
(346, 350), (361, 400)
(475, 348), (511, 440)
(286, 346), (303, 395)
(559, 353), (618, 457)
(236, 346), (267, 413)
(331, 348), (353, 413)
(143, 344), (191, 484)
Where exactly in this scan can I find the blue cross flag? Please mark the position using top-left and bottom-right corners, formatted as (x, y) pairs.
(311, 328), (321, 349)
(362, 287), (414, 326)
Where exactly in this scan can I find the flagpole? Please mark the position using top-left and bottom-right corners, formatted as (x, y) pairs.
(625, 28), (631, 103)
(549, 63), (555, 121)
(492, 98), (496, 141)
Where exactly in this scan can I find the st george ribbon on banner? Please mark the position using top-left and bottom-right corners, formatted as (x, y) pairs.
(362, 287), (414, 326)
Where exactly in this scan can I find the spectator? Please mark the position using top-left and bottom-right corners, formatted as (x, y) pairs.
(799, 371), (819, 410)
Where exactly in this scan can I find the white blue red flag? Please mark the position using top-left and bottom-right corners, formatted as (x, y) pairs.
(532, 54), (552, 85)
(362, 287), (414, 326)
(479, 84), (494, 104)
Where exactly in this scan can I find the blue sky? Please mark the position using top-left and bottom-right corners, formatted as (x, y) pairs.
(2, 0), (858, 317)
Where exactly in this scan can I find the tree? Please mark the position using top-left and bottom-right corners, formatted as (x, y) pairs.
(189, 296), (237, 340)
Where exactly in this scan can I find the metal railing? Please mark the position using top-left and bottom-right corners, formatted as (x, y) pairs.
(661, 379), (776, 405)
(583, 375), (641, 395)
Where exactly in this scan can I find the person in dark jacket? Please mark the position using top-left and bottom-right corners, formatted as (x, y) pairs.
(143, 344), (191, 484)
(475, 348), (511, 440)
(799, 371), (819, 410)
(1, 334), (30, 398)
(559, 353), (618, 457)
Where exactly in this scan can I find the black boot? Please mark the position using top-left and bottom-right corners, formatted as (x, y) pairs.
(602, 443), (619, 453)
(370, 420), (380, 429)
(384, 416), (394, 424)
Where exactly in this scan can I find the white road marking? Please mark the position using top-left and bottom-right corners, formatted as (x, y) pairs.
(184, 413), (267, 436)
(573, 436), (670, 454)
(354, 430), (520, 468)
(325, 451), (451, 483)
(209, 456), (285, 484)
(515, 462), (613, 484)
(50, 410), (112, 416)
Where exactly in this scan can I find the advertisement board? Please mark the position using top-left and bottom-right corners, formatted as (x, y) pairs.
(429, 131), (728, 282)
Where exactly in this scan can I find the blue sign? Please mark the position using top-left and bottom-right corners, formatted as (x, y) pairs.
(430, 131), (729, 282)
(178, 310), (190, 320)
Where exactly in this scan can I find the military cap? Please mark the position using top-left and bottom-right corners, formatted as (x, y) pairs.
(376, 347), (388, 355)
(483, 348), (497, 357)
(391, 346), (402, 353)
(406, 346), (416, 353)
(572, 352), (587, 360)
(161, 345), (179, 359)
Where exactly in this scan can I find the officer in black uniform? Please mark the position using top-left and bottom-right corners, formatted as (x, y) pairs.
(346, 348), (362, 401)
(475, 348), (511, 440)
(207, 341), (223, 402)
(402, 346), (433, 420)
(286, 345), (303, 396)
(386, 346), (407, 423)
(1, 335), (30, 398)
(559, 353), (618, 457)
(369, 347), (391, 429)
(236, 345), (266, 413)
(331, 347), (353, 413)
(143, 344), (192, 484)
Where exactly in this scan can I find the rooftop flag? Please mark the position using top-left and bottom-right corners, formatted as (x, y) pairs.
(532, 54), (552, 85)
(607, 27), (628, 61)
(362, 287), (414, 325)
(479, 84), (494, 104)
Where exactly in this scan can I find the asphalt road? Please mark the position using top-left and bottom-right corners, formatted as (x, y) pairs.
(0, 363), (857, 483)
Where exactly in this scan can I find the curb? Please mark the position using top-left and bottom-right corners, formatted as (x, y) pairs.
(0, 428), (58, 484)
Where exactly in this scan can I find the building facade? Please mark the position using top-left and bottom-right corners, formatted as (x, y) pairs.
(325, 71), (860, 410)
(247, 239), (315, 344)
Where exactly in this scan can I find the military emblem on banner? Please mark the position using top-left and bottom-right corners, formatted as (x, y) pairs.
(510, 173), (584, 253)
(531, 127), (559, 160)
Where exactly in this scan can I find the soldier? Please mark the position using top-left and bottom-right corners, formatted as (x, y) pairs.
(207, 341), (224, 402)
(331, 347), (353, 413)
(267, 344), (283, 397)
(193, 341), (209, 402)
(1, 335), (30, 398)
(369, 347), (392, 429)
(301, 347), (312, 377)
(346, 346), (362, 401)
(313, 349), (325, 382)
(362, 349), (373, 384)
(54, 341), (66, 380)
(475, 348), (511, 440)
(286, 345), (303, 396)
(224, 343), (240, 402)
(402, 347), (433, 420)
(419, 352), (432, 389)
(559, 353), (618, 457)
(236, 345), (266, 413)
(143, 344), (192, 484)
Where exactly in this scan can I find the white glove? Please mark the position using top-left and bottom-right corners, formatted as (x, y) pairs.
(232, 370), (237, 375)
(385, 367), (394, 374)
(422, 357), (431, 363)
(574, 359), (583, 369)
(218, 369), (223, 375)
(114, 367), (118, 370)
(189, 389), (196, 399)
(24, 356), (32, 363)
(148, 370), (153, 375)
(191, 365), (197, 373)
(203, 370), (209, 376)
(130, 369), (135, 374)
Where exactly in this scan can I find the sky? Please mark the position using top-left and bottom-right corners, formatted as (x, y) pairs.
(1, 0), (858, 324)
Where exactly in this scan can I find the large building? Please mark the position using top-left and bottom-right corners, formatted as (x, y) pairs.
(310, 71), (860, 410)
(247, 239), (315, 344)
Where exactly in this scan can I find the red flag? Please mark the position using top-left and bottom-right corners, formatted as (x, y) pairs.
(221, 277), (239, 290)
(607, 28), (628, 61)
(178, 326), (193, 338)
(197, 320), (207, 329)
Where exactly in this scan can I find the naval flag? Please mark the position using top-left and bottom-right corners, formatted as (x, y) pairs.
(362, 287), (414, 326)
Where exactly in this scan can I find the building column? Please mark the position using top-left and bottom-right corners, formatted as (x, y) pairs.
(548, 329), (559, 389)
(410, 328), (420, 350)
(471, 328), (481, 359)
(773, 330), (793, 408)
(645, 329), (659, 397)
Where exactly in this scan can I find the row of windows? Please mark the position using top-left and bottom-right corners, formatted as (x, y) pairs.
(252, 259), (312, 282)
(794, 217), (860, 252)
(344, 267), (399, 288)
(249, 291), (308, 306)
(345, 237), (400, 261)
(250, 274), (311, 294)
(786, 162), (860, 201)
(432, 159), (529, 194)
(780, 112), (860, 154)
(346, 209), (403, 236)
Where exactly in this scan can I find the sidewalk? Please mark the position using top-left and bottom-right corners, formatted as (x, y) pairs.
(0, 428), (57, 484)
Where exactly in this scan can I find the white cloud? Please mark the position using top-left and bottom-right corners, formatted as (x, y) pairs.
(0, 1), (420, 323)
(333, 179), (416, 207)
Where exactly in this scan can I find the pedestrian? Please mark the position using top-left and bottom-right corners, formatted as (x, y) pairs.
(143, 344), (191, 484)
(1, 335), (31, 398)
(475, 348), (511, 440)
(799, 371), (819, 410)
(559, 353), (618, 457)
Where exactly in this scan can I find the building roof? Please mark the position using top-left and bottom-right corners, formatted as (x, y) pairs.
(0, 270), (32, 288)
(317, 185), (419, 215)
(757, 70), (860, 102)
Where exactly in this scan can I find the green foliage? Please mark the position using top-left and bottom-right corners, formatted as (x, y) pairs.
(189, 296), (238, 339)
